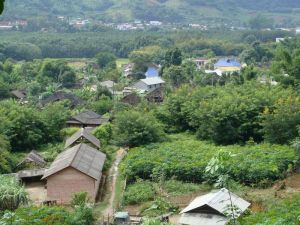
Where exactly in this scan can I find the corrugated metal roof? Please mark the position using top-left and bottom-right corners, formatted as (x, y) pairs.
(141, 77), (165, 86)
(65, 128), (100, 149)
(42, 143), (106, 180)
(215, 59), (241, 68)
(100, 80), (115, 89)
(181, 188), (250, 216)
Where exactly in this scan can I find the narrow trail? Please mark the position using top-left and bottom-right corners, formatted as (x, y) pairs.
(102, 148), (126, 216)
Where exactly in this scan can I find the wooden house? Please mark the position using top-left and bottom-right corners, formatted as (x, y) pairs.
(42, 143), (106, 203)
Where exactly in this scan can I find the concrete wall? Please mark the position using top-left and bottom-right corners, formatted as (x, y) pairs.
(46, 167), (96, 204)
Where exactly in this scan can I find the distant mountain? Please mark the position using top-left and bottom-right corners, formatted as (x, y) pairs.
(2, 0), (300, 26)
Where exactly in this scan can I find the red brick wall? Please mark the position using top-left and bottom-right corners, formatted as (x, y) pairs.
(46, 167), (96, 204)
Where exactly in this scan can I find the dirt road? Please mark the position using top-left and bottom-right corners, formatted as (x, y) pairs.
(102, 148), (126, 216)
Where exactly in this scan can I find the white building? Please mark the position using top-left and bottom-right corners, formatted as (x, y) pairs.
(132, 77), (165, 93)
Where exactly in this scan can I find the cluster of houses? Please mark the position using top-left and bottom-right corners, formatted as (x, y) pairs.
(13, 110), (109, 204)
(0, 20), (28, 30)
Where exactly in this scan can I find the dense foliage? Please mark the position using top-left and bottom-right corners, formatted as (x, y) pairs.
(2, 0), (300, 26)
(121, 134), (296, 186)
(0, 101), (70, 151)
(0, 206), (95, 225)
(157, 82), (298, 145)
(113, 110), (166, 147)
(0, 175), (28, 211)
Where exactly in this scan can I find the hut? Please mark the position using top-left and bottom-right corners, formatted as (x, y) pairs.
(66, 110), (109, 128)
(42, 143), (106, 203)
(11, 90), (27, 100)
(180, 188), (250, 225)
(17, 150), (46, 169)
(65, 128), (100, 149)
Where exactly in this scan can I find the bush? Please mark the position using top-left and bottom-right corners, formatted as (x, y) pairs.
(71, 192), (88, 207)
(159, 82), (296, 145)
(0, 206), (95, 225)
(262, 96), (300, 144)
(60, 127), (80, 138)
(93, 124), (113, 145)
(121, 134), (296, 185)
(113, 110), (166, 147)
(0, 175), (28, 211)
(123, 180), (155, 205)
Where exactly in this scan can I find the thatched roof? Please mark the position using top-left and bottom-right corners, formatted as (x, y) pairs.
(17, 150), (46, 168)
(42, 143), (106, 181)
(65, 128), (100, 149)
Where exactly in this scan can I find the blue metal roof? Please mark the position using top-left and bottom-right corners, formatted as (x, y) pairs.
(145, 66), (159, 78)
(215, 58), (241, 68)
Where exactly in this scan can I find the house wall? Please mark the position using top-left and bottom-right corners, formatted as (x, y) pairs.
(46, 167), (96, 204)
(133, 81), (149, 91)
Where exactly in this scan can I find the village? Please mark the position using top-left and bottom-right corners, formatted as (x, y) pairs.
(3, 54), (288, 225)
(1, 1), (300, 224)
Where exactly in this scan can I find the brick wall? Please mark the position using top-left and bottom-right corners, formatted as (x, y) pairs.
(46, 167), (96, 204)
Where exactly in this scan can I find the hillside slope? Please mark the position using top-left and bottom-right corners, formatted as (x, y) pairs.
(2, 0), (300, 24)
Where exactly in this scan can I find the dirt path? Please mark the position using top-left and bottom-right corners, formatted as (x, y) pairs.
(102, 148), (126, 216)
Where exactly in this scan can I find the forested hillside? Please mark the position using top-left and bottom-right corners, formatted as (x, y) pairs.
(2, 0), (300, 25)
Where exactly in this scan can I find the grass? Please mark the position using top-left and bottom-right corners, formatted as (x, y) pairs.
(116, 58), (130, 68)
(113, 173), (126, 210)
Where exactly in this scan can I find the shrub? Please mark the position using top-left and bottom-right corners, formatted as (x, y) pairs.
(262, 96), (300, 144)
(0, 206), (95, 225)
(60, 127), (80, 138)
(0, 175), (28, 211)
(71, 192), (88, 207)
(123, 180), (155, 205)
(121, 134), (296, 186)
(113, 110), (166, 147)
(93, 124), (113, 145)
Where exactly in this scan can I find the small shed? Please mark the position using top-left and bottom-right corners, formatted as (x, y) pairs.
(42, 143), (106, 203)
(11, 90), (27, 100)
(180, 188), (250, 225)
(66, 111), (108, 128)
(17, 150), (47, 169)
(65, 128), (100, 149)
